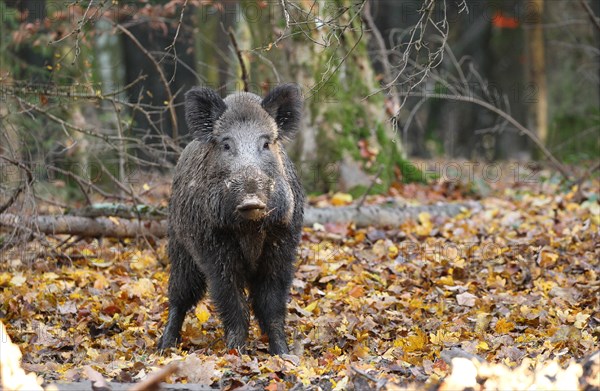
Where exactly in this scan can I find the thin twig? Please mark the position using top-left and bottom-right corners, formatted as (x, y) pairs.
(164, 0), (188, 53)
(579, 0), (600, 32)
(0, 156), (34, 214)
(162, 0), (189, 84)
(13, 88), (179, 166)
(94, 157), (144, 204)
(226, 26), (249, 92)
(271, 0), (291, 47)
(46, 165), (127, 201)
(361, 0), (401, 115)
(356, 165), (384, 210)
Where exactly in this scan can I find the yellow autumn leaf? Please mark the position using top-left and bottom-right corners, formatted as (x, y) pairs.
(388, 244), (399, 258)
(477, 340), (489, 351)
(89, 258), (113, 268)
(494, 318), (515, 334)
(418, 212), (431, 225)
(437, 275), (454, 286)
(538, 250), (559, 267)
(87, 348), (99, 360)
(429, 329), (460, 345)
(130, 251), (158, 270)
(121, 278), (154, 298)
(403, 329), (428, 352)
(195, 303), (211, 324)
(329, 345), (342, 357)
(304, 300), (319, 313)
(93, 274), (109, 290)
(416, 212), (433, 236)
(43, 272), (59, 281)
(565, 202), (580, 212)
(331, 192), (353, 206)
(69, 292), (83, 300)
(332, 376), (349, 391)
(0, 272), (11, 285)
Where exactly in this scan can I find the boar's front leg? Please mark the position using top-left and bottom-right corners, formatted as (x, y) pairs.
(158, 238), (207, 350)
(205, 259), (250, 352)
(250, 245), (295, 355)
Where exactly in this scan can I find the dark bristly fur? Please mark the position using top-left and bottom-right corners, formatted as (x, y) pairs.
(157, 84), (305, 355)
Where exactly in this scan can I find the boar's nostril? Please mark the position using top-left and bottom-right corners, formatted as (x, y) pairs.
(236, 196), (266, 212)
(236, 195), (267, 221)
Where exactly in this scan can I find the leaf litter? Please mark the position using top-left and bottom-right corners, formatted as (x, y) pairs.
(1, 176), (598, 390)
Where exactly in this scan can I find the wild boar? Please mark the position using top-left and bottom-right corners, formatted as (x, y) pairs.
(157, 84), (304, 355)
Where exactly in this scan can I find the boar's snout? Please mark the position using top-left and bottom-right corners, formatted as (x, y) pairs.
(231, 166), (273, 221)
(236, 195), (267, 220)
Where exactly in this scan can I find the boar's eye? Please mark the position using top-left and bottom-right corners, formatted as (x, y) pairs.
(222, 142), (231, 151)
(263, 141), (270, 150)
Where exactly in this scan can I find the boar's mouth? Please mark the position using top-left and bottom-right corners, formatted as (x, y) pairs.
(236, 195), (267, 220)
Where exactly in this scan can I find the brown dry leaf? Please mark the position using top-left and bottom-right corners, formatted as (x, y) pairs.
(178, 355), (216, 384)
(456, 292), (477, 307)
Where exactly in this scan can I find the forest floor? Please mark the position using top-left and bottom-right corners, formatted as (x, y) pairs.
(1, 163), (599, 390)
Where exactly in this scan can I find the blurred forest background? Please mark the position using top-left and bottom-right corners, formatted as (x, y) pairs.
(0, 0), (598, 207)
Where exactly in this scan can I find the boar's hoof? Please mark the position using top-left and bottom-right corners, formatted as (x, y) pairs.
(157, 335), (178, 352)
(237, 196), (266, 220)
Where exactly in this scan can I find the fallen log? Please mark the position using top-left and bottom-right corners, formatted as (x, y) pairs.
(0, 202), (480, 238)
(0, 214), (168, 238)
(304, 202), (480, 227)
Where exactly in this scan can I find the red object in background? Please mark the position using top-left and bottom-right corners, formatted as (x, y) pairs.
(492, 11), (519, 29)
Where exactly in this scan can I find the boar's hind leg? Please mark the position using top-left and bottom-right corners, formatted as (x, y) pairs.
(250, 256), (294, 355)
(158, 239), (207, 350)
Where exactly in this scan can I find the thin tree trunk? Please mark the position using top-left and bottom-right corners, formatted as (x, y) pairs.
(527, 0), (548, 146)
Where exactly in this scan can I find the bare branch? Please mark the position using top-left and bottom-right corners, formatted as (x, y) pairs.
(402, 92), (572, 179)
(226, 26), (250, 92)
(579, 0), (600, 32)
(0, 156), (34, 214)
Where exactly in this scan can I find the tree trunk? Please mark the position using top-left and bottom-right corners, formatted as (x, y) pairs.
(231, 0), (418, 193)
(526, 0), (548, 148)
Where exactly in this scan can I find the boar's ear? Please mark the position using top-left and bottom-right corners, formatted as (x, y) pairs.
(261, 84), (303, 141)
(185, 87), (227, 141)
